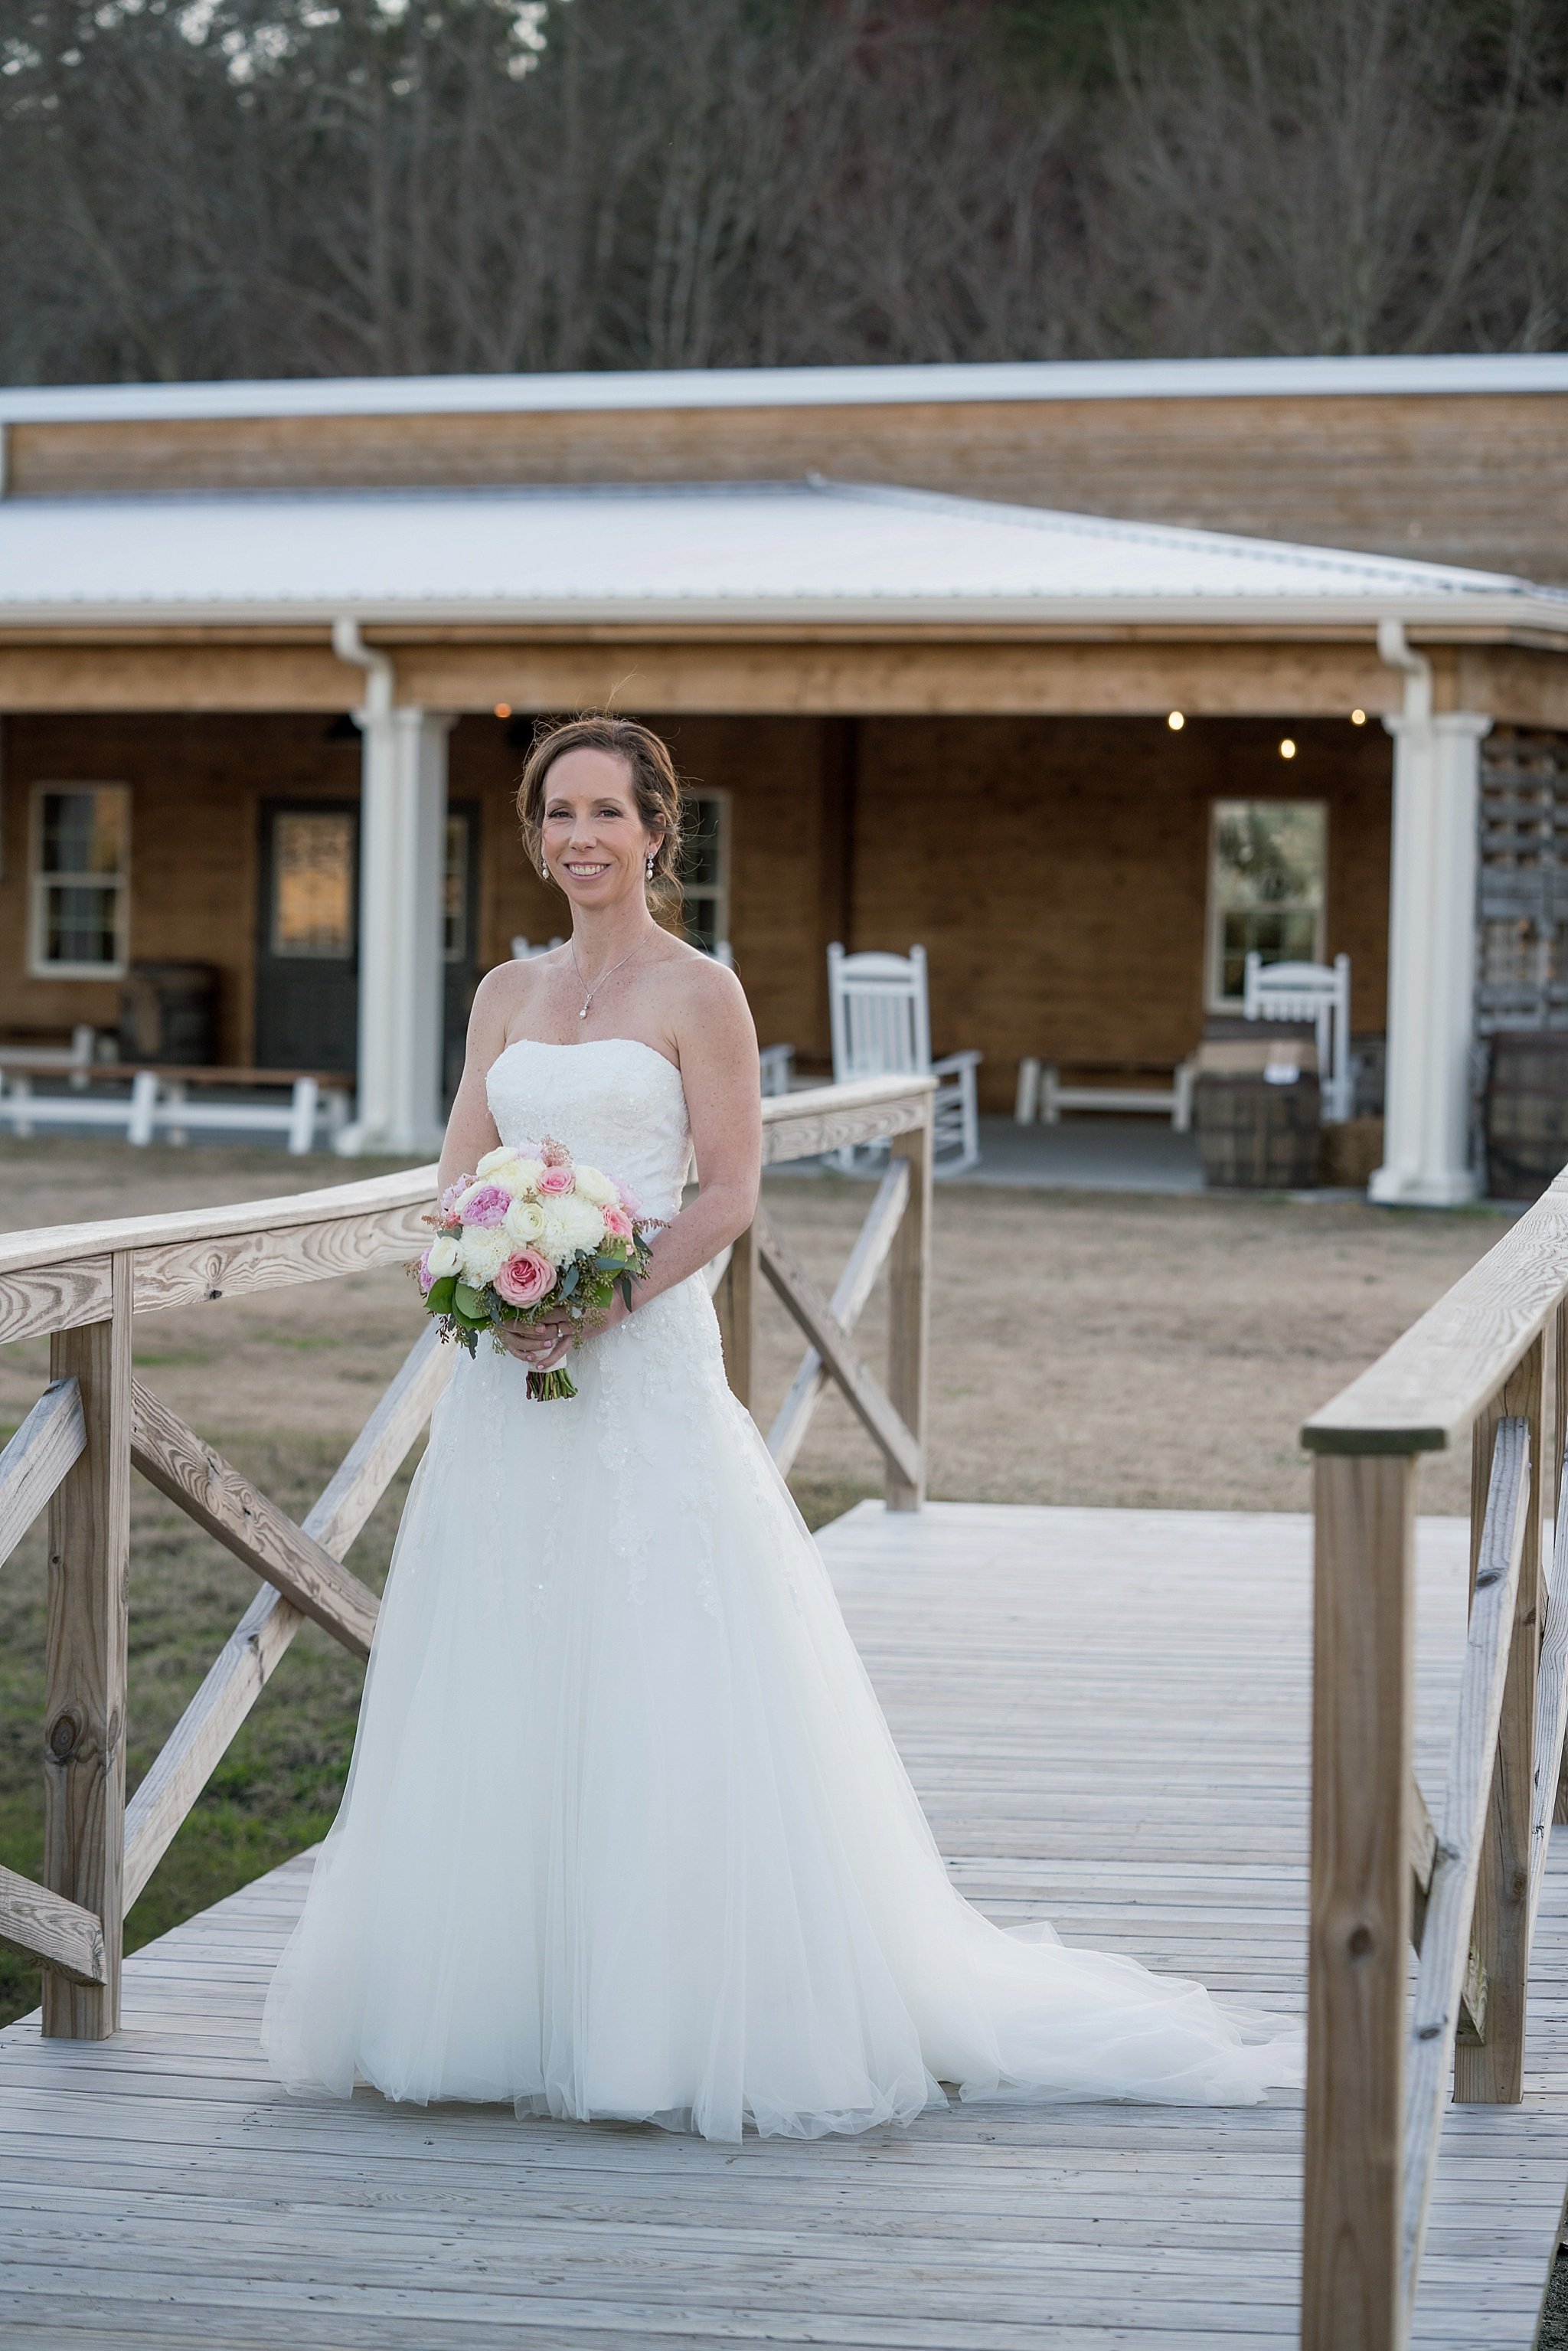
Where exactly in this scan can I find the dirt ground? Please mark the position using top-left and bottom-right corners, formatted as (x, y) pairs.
(0, 1134), (1507, 2025)
(0, 1134), (1504, 1518)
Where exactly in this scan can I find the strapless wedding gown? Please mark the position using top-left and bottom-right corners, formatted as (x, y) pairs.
(263, 1037), (1300, 2138)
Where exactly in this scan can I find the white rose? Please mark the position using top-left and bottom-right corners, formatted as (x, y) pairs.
(427, 1233), (462, 1278)
(553, 1192), (606, 1254)
(503, 1196), (545, 1247)
(572, 1162), (619, 1208)
(459, 1225), (511, 1288)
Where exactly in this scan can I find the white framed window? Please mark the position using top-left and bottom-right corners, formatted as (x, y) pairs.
(30, 784), (130, 978)
(1205, 799), (1326, 1009)
(683, 789), (731, 956)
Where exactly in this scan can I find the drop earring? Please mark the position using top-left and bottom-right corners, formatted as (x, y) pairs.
(646, 854), (655, 880)
(541, 858), (549, 883)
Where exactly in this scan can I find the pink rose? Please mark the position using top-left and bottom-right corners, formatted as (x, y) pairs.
(537, 1165), (575, 1196)
(462, 1183), (511, 1228)
(541, 1137), (572, 1169)
(615, 1179), (642, 1219)
(494, 1248), (556, 1309)
(601, 1204), (633, 1241)
(416, 1248), (436, 1295)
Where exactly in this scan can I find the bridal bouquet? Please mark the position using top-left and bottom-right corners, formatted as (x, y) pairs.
(414, 1138), (657, 1399)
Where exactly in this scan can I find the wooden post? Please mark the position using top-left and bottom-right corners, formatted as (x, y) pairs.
(884, 1104), (932, 1512)
(1553, 1300), (1568, 1829)
(1302, 1450), (1416, 2351)
(1456, 1342), (1544, 2103)
(717, 1218), (760, 1413)
(41, 1251), (132, 2039)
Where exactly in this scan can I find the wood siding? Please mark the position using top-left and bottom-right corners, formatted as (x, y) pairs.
(2, 711), (1390, 1115)
(11, 391), (1567, 581)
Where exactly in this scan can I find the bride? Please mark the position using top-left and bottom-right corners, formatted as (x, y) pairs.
(263, 714), (1300, 2139)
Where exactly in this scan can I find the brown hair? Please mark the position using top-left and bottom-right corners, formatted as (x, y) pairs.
(516, 714), (684, 918)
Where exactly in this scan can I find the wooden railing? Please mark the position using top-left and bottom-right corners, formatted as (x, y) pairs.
(0, 1073), (933, 2041)
(1301, 1169), (1568, 2349)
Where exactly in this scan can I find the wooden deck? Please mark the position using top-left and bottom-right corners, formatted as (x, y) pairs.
(1, 1499), (1565, 2349)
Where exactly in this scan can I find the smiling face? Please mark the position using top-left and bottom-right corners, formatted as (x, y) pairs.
(539, 747), (663, 914)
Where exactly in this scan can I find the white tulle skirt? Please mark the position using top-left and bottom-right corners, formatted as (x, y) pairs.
(262, 1277), (1301, 2140)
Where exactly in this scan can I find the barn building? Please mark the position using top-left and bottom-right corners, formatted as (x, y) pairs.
(2, 353), (1567, 1204)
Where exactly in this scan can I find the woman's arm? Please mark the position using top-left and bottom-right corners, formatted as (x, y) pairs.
(436, 966), (515, 1194)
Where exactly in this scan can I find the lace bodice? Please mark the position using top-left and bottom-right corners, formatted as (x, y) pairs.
(485, 1038), (694, 1221)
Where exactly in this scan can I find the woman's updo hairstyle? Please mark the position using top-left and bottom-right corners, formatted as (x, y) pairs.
(517, 714), (684, 919)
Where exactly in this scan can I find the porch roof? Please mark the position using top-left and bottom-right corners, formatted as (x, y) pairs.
(4, 476), (1567, 635)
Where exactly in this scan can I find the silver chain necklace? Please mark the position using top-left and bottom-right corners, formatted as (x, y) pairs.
(569, 937), (644, 1020)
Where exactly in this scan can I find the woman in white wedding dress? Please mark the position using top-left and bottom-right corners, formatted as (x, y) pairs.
(263, 714), (1300, 2139)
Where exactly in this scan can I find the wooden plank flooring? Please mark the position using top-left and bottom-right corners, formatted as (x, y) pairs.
(1, 1499), (1565, 2348)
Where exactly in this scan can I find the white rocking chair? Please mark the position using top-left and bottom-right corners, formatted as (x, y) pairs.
(1243, 950), (1353, 1123)
(827, 943), (982, 1176)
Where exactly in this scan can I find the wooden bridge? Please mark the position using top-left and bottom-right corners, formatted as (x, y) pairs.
(3, 1077), (1568, 2347)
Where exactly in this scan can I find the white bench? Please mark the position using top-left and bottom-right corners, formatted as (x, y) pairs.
(0, 1068), (162, 1144)
(1015, 1058), (1196, 1133)
(0, 1069), (351, 1155)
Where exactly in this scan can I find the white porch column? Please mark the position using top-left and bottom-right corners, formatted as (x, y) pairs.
(331, 621), (452, 1158)
(1368, 701), (1491, 1209)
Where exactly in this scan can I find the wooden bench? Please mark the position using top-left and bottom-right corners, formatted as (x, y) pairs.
(1014, 1056), (1196, 1132)
(0, 1065), (352, 1155)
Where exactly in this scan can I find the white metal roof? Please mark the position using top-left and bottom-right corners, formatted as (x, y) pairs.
(2, 352), (1567, 426)
(2, 478), (1565, 633)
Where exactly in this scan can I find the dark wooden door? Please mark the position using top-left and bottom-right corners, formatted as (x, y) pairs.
(255, 802), (359, 1072)
(443, 803), (482, 1104)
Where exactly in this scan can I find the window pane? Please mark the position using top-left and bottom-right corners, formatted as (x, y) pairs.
(443, 815), (469, 963)
(272, 812), (354, 958)
(684, 890), (719, 955)
(1210, 800), (1325, 1001)
(684, 796), (724, 892)
(45, 883), (120, 967)
(1220, 908), (1319, 1003)
(41, 787), (128, 878)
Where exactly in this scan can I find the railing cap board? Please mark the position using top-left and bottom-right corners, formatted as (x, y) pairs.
(1302, 1167), (1568, 1456)
(0, 1163), (440, 1284)
(0, 1074), (933, 1284)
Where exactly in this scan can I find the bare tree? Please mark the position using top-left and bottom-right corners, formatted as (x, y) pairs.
(0, 0), (1561, 384)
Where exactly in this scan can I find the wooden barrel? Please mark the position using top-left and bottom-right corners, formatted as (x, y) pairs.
(119, 963), (218, 1066)
(1194, 1015), (1321, 1189)
(1485, 1031), (1568, 1201)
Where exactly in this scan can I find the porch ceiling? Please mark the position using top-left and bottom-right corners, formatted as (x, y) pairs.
(4, 476), (1567, 636)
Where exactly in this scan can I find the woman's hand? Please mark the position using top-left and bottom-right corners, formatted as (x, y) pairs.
(497, 1291), (632, 1370)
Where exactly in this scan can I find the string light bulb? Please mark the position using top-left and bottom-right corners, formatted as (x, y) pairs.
(494, 701), (512, 718)
(1279, 737), (1297, 760)
(1351, 708), (1367, 725)
(1167, 711), (1185, 731)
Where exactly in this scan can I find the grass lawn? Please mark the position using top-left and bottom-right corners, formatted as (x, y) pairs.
(0, 1134), (1509, 2027)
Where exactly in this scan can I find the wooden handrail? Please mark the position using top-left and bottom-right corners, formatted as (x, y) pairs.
(1302, 1160), (1568, 2351)
(0, 1072), (935, 2042)
(1302, 1167), (1568, 1455)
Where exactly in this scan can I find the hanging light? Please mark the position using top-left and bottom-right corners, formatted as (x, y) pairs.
(1279, 737), (1297, 760)
(494, 701), (512, 718)
(1167, 711), (1185, 731)
(1350, 708), (1367, 726)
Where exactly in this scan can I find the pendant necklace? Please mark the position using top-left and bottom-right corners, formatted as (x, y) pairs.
(570, 937), (644, 1020)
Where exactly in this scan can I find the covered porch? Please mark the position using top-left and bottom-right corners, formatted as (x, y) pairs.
(2, 478), (1566, 1201)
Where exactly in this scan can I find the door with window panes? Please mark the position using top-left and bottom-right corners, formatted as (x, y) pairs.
(682, 791), (730, 956)
(256, 803), (359, 1071)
